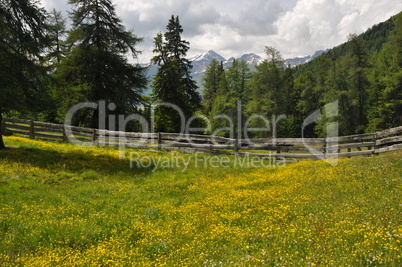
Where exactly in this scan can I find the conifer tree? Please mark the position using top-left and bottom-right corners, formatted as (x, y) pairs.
(0, 0), (49, 149)
(367, 15), (402, 130)
(245, 47), (285, 137)
(202, 59), (224, 116)
(57, 0), (147, 128)
(207, 59), (250, 137)
(46, 9), (67, 65)
(347, 33), (370, 132)
(151, 15), (201, 133)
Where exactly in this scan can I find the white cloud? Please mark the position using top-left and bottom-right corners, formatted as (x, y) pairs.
(39, 0), (401, 62)
(220, 0), (284, 36)
(273, 0), (400, 58)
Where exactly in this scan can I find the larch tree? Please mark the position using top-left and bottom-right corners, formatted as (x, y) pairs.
(207, 59), (251, 137)
(347, 33), (370, 133)
(367, 15), (402, 130)
(0, 0), (49, 149)
(202, 59), (224, 116)
(46, 9), (67, 66)
(245, 47), (285, 137)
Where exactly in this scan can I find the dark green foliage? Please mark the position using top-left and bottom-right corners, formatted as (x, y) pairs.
(56, 0), (147, 128)
(202, 59), (251, 137)
(346, 34), (370, 132)
(292, 12), (402, 135)
(0, 0), (50, 148)
(202, 60), (224, 115)
(245, 47), (298, 138)
(1, 2), (402, 141)
(151, 16), (201, 133)
(247, 47), (286, 118)
(201, 12), (402, 138)
(367, 15), (402, 131)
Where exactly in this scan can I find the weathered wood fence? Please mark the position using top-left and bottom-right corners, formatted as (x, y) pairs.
(2, 117), (402, 159)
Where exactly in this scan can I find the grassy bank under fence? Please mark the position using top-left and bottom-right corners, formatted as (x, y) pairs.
(0, 136), (401, 266)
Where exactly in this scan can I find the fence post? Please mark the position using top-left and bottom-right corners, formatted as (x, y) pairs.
(207, 136), (212, 154)
(29, 120), (34, 139)
(0, 117), (5, 135)
(92, 129), (97, 146)
(62, 127), (67, 142)
(374, 132), (379, 156)
(234, 137), (238, 154)
(158, 132), (162, 151)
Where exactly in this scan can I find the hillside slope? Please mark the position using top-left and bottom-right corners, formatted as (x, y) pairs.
(293, 13), (396, 76)
(290, 11), (402, 135)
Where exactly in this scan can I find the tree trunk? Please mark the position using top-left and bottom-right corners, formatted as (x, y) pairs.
(0, 112), (5, 149)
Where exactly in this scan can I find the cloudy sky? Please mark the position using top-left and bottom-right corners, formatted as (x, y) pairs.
(40, 0), (400, 63)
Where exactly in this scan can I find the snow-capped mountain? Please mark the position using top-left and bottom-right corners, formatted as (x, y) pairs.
(222, 57), (234, 69)
(190, 51), (265, 86)
(142, 50), (324, 79)
(142, 50), (265, 82)
(238, 53), (265, 66)
(284, 50), (328, 67)
(141, 49), (326, 94)
(190, 51), (264, 75)
(189, 50), (226, 74)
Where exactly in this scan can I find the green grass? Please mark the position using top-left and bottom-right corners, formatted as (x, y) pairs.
(0, 136), (401, 266)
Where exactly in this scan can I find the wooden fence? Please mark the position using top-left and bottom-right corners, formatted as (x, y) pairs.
(2, 117), (402, 159)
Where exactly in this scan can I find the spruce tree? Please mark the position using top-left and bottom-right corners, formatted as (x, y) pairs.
(0, 0), (49, 149)
(151, 15), (201, 133)
(57, 0), (147, 128)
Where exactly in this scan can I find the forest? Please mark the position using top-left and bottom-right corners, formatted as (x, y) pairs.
(1, 0), (402, 148)
(201, 12), (402, 138)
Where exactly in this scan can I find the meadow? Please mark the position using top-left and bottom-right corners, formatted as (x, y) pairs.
(0, 136), (401, 266)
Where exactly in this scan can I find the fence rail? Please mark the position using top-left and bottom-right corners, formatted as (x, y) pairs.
(2, 117), (402, 159)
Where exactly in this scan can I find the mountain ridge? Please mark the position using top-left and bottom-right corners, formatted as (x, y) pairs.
(141, 49), (326, 94)
(142, 49), (325, 77)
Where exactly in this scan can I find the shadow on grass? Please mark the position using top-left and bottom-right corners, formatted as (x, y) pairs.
(0, 145), (155, 178)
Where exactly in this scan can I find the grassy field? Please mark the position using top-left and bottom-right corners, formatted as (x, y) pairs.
(0, 136), (401, 266)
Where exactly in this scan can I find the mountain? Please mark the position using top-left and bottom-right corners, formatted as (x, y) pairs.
(238, 53), (265, 66)
(189, 51), (265, 75)
(141, 50), (323, 93)
(142, 51), (265, 93)
(191, 52), (265, 88)
(189, 50), (226, 74)
(143, 51), (265, 77)
(284, 50), (328, 67)
(141, 11), (402, 136)
(142, 50), (323, 79)
(188, 50), (326, 75)
(221, 53), (264, 70)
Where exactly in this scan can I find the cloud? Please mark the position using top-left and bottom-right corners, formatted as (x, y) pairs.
(219, 0), (285, 36)
(116, 0), (221, 36)
(39, 0), (70, 16)
(273, 0), (400, 58)
(39, 0), (400, 62)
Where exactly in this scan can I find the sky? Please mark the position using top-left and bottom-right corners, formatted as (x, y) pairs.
(40, 0), (401, 63)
